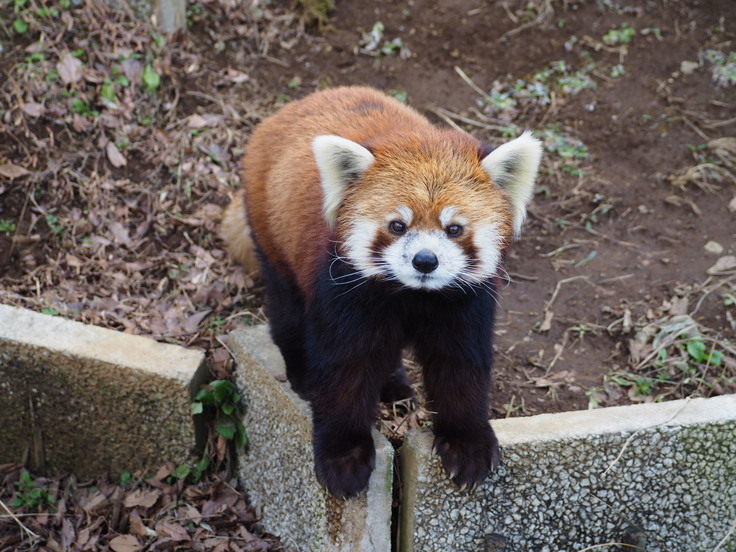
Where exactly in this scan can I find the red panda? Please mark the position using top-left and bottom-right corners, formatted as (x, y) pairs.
(222, 86), (542, 498)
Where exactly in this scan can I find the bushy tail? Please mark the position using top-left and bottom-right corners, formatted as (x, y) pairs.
(220, 191), (259, 274)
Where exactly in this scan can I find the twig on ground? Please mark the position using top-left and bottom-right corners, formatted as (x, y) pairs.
(0, 498), (41, 542)
(544, 275), (589, 313)
(501, 0), (553, 38)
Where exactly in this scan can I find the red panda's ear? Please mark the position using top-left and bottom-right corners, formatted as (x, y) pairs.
(481, 131), (543, 238)
(312, 135), (376, 229)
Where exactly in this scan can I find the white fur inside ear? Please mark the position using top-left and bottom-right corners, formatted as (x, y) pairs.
(481, 131), (543, 237)
(312, 135), (375, 228)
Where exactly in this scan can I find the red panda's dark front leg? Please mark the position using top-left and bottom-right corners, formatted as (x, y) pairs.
(308, 358), (387, 499)
(303, 289), (404, 498)
(414, 300), (500, 490)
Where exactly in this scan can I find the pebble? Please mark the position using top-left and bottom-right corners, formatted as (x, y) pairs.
(704, 241), (724, 255)
(680, 60), (699, 75)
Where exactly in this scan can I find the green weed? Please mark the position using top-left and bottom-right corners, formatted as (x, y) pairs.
(387, 89), (407, 103)
(142, 64), (161, 92)
(169, 456), (210, 484)
(683, 337), (723, 367)
(12, 470), (56, 512)
(703, 49), (736, 87)
(45, 213), (65, 236)
(295, 0), (334, 29)
(603, 23), (635, 46)
(0, 219), (16, 235)
(193, 380), (247, 450)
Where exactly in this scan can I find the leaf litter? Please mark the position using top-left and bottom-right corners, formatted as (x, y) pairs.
(0, 463), (284, 552)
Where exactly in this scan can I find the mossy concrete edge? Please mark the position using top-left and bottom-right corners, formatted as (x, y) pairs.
(0, 303), (208, 477)
(228, 325), (394, 552)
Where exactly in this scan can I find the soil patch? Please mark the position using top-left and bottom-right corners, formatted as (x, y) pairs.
(1, 0), (735, 421)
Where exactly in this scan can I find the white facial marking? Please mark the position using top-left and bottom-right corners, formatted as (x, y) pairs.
(383, 230), (468, 290)
(466, 222), (503, 282)
(343, 220), (382, 278)
(439, 206), (468, 228)
(342, 215), (504, 290)
(394, 206), (413, 226)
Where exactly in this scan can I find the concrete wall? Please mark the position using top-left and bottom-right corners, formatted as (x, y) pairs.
(228, 325), (395, 552)
(0, 304), (207, 478)
(107, 0), (185, 33)
(400, 395), (736, 552)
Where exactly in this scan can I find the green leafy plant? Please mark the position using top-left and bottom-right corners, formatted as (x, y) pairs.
(13, 0), (29, 34)
(683, 337), (723, 367)
(193, 380), (247, 450)
(295, 0), (334, 29)
(119, 471), (133, 487)
(70, 97), (99, 118)
(169, 456), (210, 484)
(142, 64), (161, 92)
(45, 213), (65, 236)
(0, 219), (17, 235)
(703, 49), (736, 87)
(603, 23), (635, 46)
(387, 89), (407, 103)
(12, 471), (56, 512)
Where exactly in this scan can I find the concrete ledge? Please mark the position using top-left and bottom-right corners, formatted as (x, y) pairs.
(0, 304), (207, 477)
(400, 395), (736, 551)
(227, 325), (394, 552)
(107, 0), (186, 33)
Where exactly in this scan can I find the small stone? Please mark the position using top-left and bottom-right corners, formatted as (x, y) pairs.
(680, 60), (699, 75)
(704, 241), (724, 255)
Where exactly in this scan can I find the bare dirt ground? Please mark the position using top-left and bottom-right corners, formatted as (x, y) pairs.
(1, 0), (735, 548)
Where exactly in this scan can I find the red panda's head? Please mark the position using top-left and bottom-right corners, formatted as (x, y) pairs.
(313, 130), (542, 291)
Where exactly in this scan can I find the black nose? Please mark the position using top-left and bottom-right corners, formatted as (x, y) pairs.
(412, 249), (439, 274)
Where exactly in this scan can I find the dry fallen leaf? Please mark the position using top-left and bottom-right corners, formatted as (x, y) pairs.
(109, 534), (142, 552)
(22, 102), (44, 117)
(123, 488), (160, 509)
(707, 256), (736, 275)
(81, 490), (110, 514)
(57, 51), (84, 84)
(0, 162), (31, 179)
(106, 141), (127, 167)
(155, 521), (191, 542)
(224, 68), (249, 83)
(188, 114), (208, 129)
(128, 510), (149, 537)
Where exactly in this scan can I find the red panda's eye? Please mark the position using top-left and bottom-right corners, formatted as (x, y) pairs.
(446, 224), (463, 237)
(389, 221), (407, 235)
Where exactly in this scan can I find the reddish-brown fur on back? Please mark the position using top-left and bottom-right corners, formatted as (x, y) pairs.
(240, 86), (513, 298)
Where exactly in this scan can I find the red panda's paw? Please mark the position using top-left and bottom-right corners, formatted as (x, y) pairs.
(433, 427), (500, 491)
(314, 434), (376, 499)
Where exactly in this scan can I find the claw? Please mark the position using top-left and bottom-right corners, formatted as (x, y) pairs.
(459, 482), (467, 492)
(448, 469), (458, 480)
